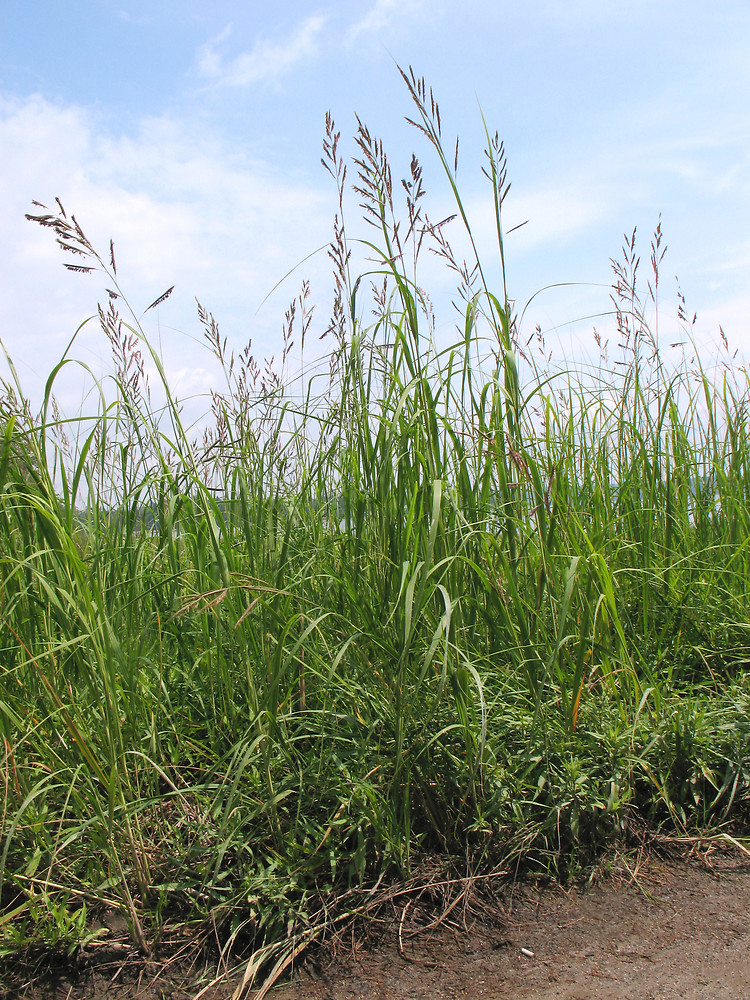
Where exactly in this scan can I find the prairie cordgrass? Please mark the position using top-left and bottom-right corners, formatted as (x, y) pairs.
(2, 66), (749, 989)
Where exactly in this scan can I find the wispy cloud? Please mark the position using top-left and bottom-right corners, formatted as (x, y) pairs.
(197, 16), (326, 88)
(347, 0), (429, 42)
(532, 0), (654, 23)
(116, 9), (153, 27)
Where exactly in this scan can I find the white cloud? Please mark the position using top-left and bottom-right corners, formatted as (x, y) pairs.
(0, 92), (334, 416)
(197, 16), (326, 88)
(196, 24), (233, 79)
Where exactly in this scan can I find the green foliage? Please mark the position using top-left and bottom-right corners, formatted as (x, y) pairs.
(1, 67), (749, 978)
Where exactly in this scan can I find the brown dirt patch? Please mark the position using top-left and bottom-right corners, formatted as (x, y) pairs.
(8, 845), (750, 1000)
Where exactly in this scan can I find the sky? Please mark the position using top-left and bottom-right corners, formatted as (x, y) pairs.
(1, 0), (749, 421)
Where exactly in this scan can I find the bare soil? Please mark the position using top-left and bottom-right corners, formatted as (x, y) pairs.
(9, 845), (750, 1000)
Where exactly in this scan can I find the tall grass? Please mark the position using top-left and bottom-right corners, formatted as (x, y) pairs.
(2, 67), (749, 986)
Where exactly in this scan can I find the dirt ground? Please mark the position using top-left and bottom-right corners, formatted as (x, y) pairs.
(8, 844), (750, 1000)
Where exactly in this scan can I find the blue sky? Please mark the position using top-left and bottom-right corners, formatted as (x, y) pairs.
(1, 1), (748, 416)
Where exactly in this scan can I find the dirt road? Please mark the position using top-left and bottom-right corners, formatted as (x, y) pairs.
(273, 847), (750, 1000)
(11, 846), (750, 1000)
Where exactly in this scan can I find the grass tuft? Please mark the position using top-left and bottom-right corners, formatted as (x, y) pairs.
(2, 66), (750, 991)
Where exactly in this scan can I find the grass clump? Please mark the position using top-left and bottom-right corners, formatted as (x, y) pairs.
(1, 66), (749, 989)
